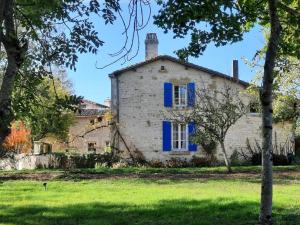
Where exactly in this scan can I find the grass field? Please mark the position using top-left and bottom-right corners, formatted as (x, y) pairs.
(0, 166), (300, 225)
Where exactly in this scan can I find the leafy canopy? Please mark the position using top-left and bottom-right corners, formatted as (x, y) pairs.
(154, 0), (300, 60)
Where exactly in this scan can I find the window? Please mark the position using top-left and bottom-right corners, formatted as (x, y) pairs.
(97, 116), (103, 123)
(249, 101), (260, 113)
(88, 142), (96, 152)
(172, 123), (188, 150)
(174, 85), (187, 107)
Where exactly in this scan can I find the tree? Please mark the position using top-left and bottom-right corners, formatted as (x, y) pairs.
(0, 0), (101, 146)
(12, 69), (79, 141)
(154, 1), (300, 223)
(2, 120), (31, 155)
(169, 85), (247, 173)
(0, 0), (150, 148)
(248, 57), (300, 133)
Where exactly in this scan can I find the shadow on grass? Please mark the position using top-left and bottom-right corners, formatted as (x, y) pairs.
(1, 199), (299, 225)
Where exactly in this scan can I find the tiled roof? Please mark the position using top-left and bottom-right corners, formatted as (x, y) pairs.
(109, 55), (249, 87)
(76, 109), (106, 117)
(81, 99), (109, 109)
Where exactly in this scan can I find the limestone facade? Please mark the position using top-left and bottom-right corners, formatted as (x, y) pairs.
(110, 56), (293, 161)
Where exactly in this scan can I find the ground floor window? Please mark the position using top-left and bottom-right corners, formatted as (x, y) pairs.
(172, 123), (188, 150)
(87, 142), (96, 152)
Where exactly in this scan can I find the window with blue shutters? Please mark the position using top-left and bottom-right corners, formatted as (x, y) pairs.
(172, 123), (188, 150)
(174, 85), (187, 108)
(164, 83), (172, 107)
(163, 121), (197, 152)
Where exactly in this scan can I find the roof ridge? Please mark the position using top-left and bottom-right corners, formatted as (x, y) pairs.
(109, 55), (249, 87)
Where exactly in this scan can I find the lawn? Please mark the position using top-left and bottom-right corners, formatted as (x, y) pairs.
(0, 166), (300, 225)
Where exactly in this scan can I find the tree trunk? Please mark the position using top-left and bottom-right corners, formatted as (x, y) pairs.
(220, 141), (232, 173)
(0, 0), (25, 149)
(0, 53), (18, 146)
(259, 0), (281, 224)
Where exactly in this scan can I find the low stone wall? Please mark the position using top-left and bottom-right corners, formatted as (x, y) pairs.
(0, 153), (113, 171)
(0, 154), (62, 170)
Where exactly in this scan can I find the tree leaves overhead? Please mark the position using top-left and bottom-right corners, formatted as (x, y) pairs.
(14, 0), (121, 71)
(154, 0), (300, 60)
(154, 0), (259, 60)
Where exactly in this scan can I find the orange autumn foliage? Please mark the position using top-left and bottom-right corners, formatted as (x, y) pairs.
(3, 121), (32, 154)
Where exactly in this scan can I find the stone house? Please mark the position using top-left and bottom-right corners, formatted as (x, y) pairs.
(66, 99), (111, 154)
(36, 99), (111, 154)
(109, 33), (293, 162)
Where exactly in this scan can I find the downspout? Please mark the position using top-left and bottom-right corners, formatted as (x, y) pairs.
(116, 75), (119, 123)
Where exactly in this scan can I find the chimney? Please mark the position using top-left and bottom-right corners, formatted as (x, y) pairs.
(232, 59), (239, 81)
(145, 33), (158, 60)
(104, 98), (111, 108)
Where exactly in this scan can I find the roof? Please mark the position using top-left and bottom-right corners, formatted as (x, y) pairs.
(76, 109), (106, 117)
(109, 55), (249, 87)
(81, 99), (109, 109)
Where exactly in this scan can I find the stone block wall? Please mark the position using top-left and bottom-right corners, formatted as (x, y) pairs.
(111, 59), (293, 162)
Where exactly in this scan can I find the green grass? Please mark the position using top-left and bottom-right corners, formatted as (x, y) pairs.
(1, 166), (300, 225)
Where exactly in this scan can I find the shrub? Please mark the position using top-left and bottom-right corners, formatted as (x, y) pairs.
(190, 156), (211, 167)
(148, 159), (164, 168)
(239, 135), (295, 166)
(165, 158), (189, 168)
(2, 121), (32, 154)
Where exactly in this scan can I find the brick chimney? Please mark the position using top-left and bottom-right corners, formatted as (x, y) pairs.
(145, 33), (158, 60)
(232, 59), (239, 81)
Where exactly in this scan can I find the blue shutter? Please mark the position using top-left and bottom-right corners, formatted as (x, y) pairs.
(163, 121), (172, 151)
(188, 122), (197, 151)
(187, 82), (195, 107)
(164, 82), (173, 107)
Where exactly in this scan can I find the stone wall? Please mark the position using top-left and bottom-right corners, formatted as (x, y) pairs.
(0, 154), (61, 170)
(68, 116), (110, 154)
(111, 59), (293, 161)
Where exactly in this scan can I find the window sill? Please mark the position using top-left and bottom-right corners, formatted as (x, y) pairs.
(248, 113), (261, 117)
(169, 151), (191, 156)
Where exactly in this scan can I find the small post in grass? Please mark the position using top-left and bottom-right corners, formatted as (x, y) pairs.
(43, 182), (47, 191)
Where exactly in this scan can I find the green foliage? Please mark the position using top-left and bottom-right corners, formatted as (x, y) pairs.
(247, 57), (300, 123)
(0, 0), (128, 146)
(11, 68), (81, 141)
(155, 0), (300, 60)
(13, 0), (121, 70)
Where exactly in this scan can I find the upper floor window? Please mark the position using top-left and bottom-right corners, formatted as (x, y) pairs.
(164, 82), (195, 108)
(174, 85), (187, 107)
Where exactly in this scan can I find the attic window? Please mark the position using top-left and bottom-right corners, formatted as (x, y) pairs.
(160, 65), (167, 72)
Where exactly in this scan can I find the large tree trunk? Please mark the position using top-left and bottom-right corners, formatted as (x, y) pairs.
(0, 0), (25, 149)
(259, 0), (281, 224)
(220, 141), (232, 173)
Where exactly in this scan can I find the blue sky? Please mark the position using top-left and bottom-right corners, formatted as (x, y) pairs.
(67, 2), (265, 104)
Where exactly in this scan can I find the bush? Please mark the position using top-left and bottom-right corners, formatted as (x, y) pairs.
(165, 158), (189, 168)
(190, 156), (211, 167)
(239, 136), (295, 166)
(251, 153), (292, 166)
(148, 159), (165, 168)
(230, 149), (249, 166)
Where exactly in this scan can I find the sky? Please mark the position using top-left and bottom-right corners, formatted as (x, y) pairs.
(67, 1), (265, 105)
